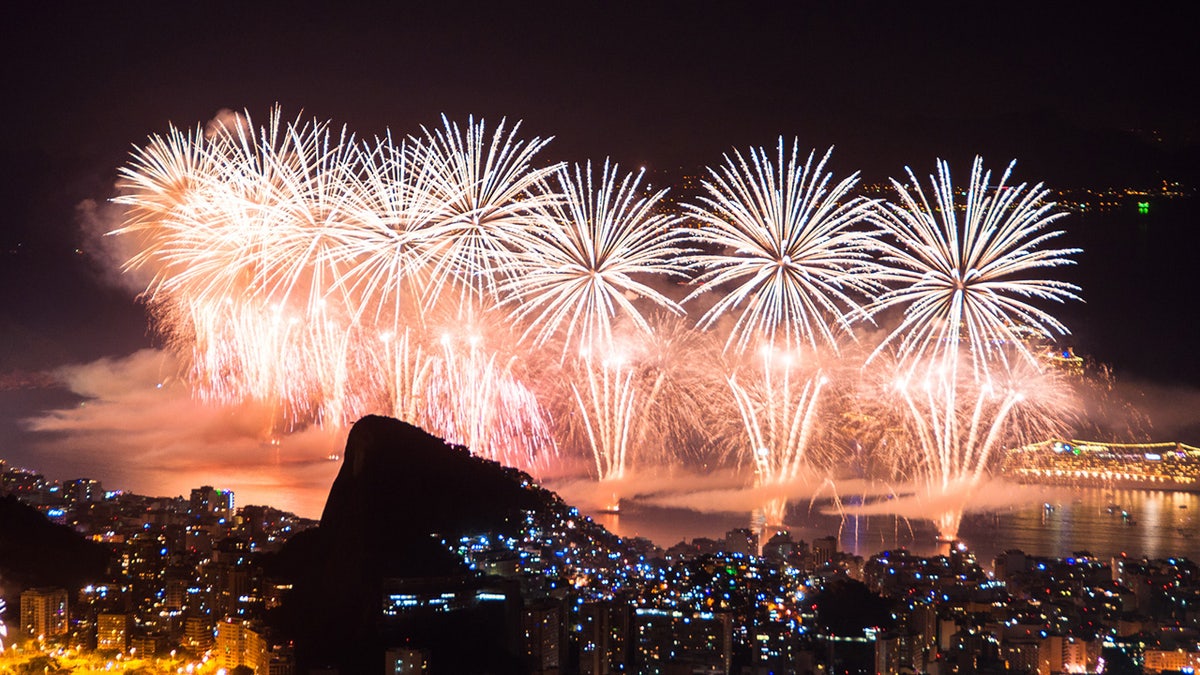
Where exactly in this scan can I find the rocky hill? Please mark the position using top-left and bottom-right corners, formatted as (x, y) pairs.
(269, 416), (566, 672)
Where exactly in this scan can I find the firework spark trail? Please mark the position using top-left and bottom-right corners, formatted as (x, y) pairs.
(376, 326), (434, 423)
(112, 109), (561, 468)
(880, 354), (1073, 539)
(868, 156), (1081, 379)
(570, 351), (638, 483)
(685, 140), (883, 354)
(625, 313), (716, 465)
(427, 330), (551, 470)
(726, 345), (828, 525)
(506, 161), (691, 487)
(410, 115), (562, 311)
(684, 140), (881, 523)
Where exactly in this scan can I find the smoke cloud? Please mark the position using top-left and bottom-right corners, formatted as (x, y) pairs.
(24, 349), (341, 518)
(1119, 378), (1200, 443)
(204, 108), (251, 139)
(76, 197), (150, 294)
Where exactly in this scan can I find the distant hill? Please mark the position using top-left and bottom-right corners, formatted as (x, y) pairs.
(0, 495), (109, 593)
(268, 416), (564, 673)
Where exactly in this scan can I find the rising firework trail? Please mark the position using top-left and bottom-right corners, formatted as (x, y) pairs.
(571, 350), (638, 483)
(375, 326), (434, 431)
(726, 344), (828, 525)
(426, 330), (552, 470)
(873, 353), (1073, 539)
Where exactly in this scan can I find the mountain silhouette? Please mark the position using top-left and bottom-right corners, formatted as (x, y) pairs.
(0, 495), (109, 606)
(268, 416), (558, 673)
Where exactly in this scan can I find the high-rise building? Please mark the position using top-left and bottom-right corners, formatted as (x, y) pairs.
(64, 478), (103, 506)
(185, 616), (214, 651)
(190, 485), (234, 517)
(384, 647), (428, 674)
(579, 600), (631, 674)
(164, 577), (188, 612)
(724, 528), (757, 556)
(380, 576), (523, 671)
(130, 632), (167, 656)
(216, 619), (268, 674)
(19, 587), (68, 639)
(812, 536), (838, 566)
(522, 599), (565, 674)
(633, 608), (732, 674)
(1037, 635), (1101, 675)
(97, 613), (131, 651)
(268, 644), (297, 675)
(1000, 638), (1040, 674)
(1145, 648), (1200, 673)
(875, 632), (914, 675)
(761, 530), (796, 563)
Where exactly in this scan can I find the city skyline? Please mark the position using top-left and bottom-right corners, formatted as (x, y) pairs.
(3, 415), (1200, 674)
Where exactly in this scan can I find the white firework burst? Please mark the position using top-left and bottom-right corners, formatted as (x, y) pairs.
(868, 156), (1081, 378)
(685, 140), (883, 353)
(506, 159), (690, 351)
(409, 115), (562, 310)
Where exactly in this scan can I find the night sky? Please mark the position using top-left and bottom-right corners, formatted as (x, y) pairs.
(1, 2), (1198, 486)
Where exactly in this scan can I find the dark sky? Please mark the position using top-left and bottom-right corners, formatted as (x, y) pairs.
(2, 1), (1198, 375)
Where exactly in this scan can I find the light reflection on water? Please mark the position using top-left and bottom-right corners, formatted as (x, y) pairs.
(590, 487), (1200, 566)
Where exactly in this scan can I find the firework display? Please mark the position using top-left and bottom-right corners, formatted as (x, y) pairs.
(113, 108), (1085, 537)
(507, 161), (690, 493)
(868, 157), (1081, 378)
(858, 157), (1081, 536)
(682, 141), (890, 523)
(685, 141), (883, 354)
(860, 351), (1075, 539)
